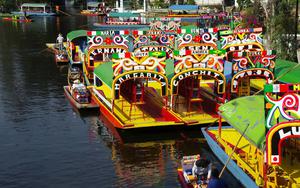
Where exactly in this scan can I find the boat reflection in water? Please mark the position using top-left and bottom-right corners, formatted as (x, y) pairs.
(94, 113), (242, 187)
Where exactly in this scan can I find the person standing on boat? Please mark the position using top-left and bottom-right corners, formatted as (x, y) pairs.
(56, 33), (64, 52)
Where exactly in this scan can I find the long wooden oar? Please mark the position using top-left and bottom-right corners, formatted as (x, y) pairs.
(57, 9), (72, 17)
(219, 123), (250, 178)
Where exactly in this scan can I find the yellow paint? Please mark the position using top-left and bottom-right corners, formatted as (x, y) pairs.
(209, 128), (300, 187)
(250, 78), (266, 91)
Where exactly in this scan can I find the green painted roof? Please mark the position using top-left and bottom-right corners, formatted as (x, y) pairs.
(87, 2), (100, 7)
(94, 62), (113, 88)
(21, 3), (48, 7)
(219, 95), (266, 149)
(275, 59), (300, 83)
(108, 12), (140, 18)
(67, 30), (87, 42)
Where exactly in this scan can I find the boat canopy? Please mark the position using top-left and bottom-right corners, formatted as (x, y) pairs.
(275, 59), (300, 83)
(94, 62), (114, 88)
(108, 12), (140, 18)
(21, 3), (49, 8)
(87, 2), (100, 8)
(67, 30), (88, 42)
(169, 5), (199, 11)
(219, 95), (266, 149)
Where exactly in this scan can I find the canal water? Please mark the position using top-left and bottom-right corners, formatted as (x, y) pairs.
(0, 13), (242, 188)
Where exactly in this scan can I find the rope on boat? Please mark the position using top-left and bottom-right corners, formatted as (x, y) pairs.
(219, 123), (251, 178)
(252, 62), (300, 96)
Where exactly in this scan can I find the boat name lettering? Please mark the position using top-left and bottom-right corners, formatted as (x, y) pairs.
(172, 70), (224, 94)
(232, 69), (273, 93)
(267, 123), (300, 165)
(114, 72), (167, 99)
(278, 127), (300, 140)
(134, 46), (172, 57)
(183, 46), (211, 54)
(90, 48), (126, 58)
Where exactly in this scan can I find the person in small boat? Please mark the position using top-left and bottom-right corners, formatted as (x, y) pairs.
(56, 33), (64, 51)
(192, 158), (212, 182)
(207, 167), (228, 188)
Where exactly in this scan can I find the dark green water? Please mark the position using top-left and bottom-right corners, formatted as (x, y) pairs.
(0, 13), (241, 188)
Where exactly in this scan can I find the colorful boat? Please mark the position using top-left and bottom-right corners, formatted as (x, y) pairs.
(66, 30), (88, 66)
(82, 30), (130, 84)
(91, 52), (183, 129)
(218, 27), (276, 98)
(80, 1), (107, 16)
(166, 27), (226, 126)
(202, 83), (300, 187)
(177, 154), (209, 188)
(64, 84), (99, 110)
(68, 66), (84, 86)
(93, 12), (149, 29)
(12, 3), (57, 16)
(167, 5), (200, 18)
(2, 15), (32, 22)
(46, 43), (69, 65)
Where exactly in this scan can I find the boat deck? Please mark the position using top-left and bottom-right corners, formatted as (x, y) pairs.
(208, 128), (300, 186)
(113, 84), (182, 128)
(172, 82), (222, 126)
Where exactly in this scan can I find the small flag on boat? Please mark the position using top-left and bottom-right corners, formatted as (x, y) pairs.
(264, 84), (289, 93)
(209, 49), (226, 55)
(149, 51), (166, 57)
(132, 30), (147, 35)
(112, 52), (131, 59)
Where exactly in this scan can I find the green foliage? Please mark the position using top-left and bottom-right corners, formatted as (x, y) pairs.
(271, 1), (297, 61)
(237, 0), (253, 10)
(186, 0), (195, 5)
(151, 0), (168, 9)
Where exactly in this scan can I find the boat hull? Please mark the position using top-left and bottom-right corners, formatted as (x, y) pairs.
(2, 17), (32, 22)
(64, 86), (99, 110)
(177, 169), (194, 188)
(91, 88), (184, 129)
(93, 23), (149, 30)
(11, 11), (57, 16)
(201, 127), (258, 188)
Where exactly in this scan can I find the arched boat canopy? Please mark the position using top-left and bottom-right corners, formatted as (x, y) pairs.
(94, 62), (114, 88)
(169, 5), (199, 11)
(219, 95), (266, 149)
(275, 59), (300, 83)
(67, 30), (88, 42)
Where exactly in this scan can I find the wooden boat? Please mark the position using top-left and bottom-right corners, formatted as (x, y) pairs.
(168, 27), (226, 126)
(82, 30), (129, 83)
(11, 3), (57, 16)
(91, 52), (183, 129)
(2, 15), (32, 22)
(63, 84), (98, 110)
(177, 155), (208, 188)
(46, 43), (69, 65)
(80, 2), (106, 16)
(66, 30), (87, 66)
(167, 5), (200, 18)
(218, 26), (276, 99)
(202, 83), (300, 187)
(68, 66), (83, 86)
(93, 12), (149, 29)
